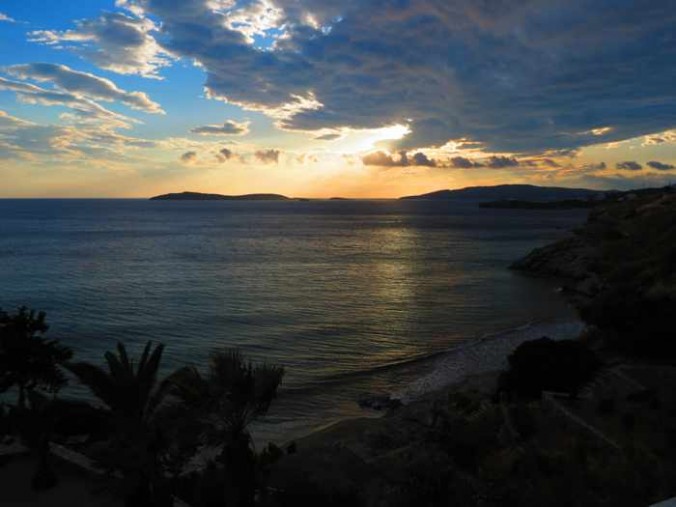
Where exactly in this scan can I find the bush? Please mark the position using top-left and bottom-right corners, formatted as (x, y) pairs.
(580, 289), (676, 360)
(499, 338), (601, 398)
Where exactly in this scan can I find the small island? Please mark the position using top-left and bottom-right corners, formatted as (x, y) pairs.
(150, 191), (291, 201)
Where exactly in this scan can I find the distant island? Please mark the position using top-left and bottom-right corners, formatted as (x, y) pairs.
(150, 191), (291, 201)
(400, 184), (608, 201)
(151, 186), (611, 203)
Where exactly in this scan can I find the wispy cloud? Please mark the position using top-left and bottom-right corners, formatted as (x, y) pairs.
(0, 77), (135, 126)
(0, 109), (157, 161)
(6, 63), (163, 114)
(190, 120), (250, 136)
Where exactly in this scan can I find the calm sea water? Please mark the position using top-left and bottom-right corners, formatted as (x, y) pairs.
(0, 199), (587, 442)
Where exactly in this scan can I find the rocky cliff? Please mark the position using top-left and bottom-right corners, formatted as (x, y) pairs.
(511, 187), (676, 357)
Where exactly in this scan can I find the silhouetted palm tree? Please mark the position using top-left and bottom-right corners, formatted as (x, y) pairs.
(169, 349), (284, 507)
(66, 341), (176, 507)
(0, 307), (72, 409)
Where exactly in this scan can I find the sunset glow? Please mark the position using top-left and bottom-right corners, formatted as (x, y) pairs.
(0, 1), (674, 197)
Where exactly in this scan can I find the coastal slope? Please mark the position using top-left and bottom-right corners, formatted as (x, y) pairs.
(511, 186), (676, 357)
(401, 184), (606, 201)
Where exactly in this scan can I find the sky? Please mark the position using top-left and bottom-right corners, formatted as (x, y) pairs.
(0, 0), (674, 198)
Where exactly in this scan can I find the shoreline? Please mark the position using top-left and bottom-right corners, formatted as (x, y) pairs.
(285, 369), (503, 449)
(273, 316), (586, 448)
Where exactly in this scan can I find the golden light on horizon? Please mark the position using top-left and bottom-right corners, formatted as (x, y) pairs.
(332, 124), (411, 154)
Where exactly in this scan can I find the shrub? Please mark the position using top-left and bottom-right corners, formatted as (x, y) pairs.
(499, 337), (601, 398)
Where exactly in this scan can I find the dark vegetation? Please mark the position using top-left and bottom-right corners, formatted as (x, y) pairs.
(479, 198), (598, 209)
(2, 187), (676, 506)
(512, 185), (676, 360)
(0, 307), (284, 507)
(0, 308), (72, 409)
(498, 338), (601, 399)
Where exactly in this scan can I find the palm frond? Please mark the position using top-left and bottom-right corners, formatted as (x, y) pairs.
(104, 349), (129, 383)
(65, 361), (118, 410)
(138, 342), (164, 415)
(137, 341), (152, 374)
(116, 342), (130, 370)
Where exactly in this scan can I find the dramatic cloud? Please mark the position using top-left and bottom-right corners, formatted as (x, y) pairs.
(180, 151), (197, 164)
(190, 120), (249, 135)
(29, 11), (172, 78)
(0, 13), (15, 23)
(616, 161), (643, 171)
(6, 64), (163, 114)
(254, 149), (280, 164)
(112, 0), (675, 153)
(647, 161), (675, 171)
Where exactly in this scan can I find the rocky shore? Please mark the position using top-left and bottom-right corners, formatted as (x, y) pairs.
(510, 186), (676, 292)
(511, 186), (676, 357)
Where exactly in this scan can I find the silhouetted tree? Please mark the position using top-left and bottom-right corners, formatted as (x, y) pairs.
(169, 349), (284, 507)
(66, 341), (176, 507)
(0, 307), (72, 409)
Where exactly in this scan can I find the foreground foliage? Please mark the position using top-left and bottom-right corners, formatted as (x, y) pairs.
(499, 337), (601, 398)
(66, 341), (175, 506)
(164, 349), (284, 507)
(0, 307), (72, 409)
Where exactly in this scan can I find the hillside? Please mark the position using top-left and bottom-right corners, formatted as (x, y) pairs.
(479, 198), (598, 210)
(150, 191), (291, 201)
(512, 186), (676, 358)
(401, 184), (607, 201)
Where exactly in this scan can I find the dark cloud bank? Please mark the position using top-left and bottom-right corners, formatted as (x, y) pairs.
(104, 0), (675, 154)
(30, 0), (675, 156)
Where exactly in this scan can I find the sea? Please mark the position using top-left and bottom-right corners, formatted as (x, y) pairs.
(0, 198), (588, 443)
